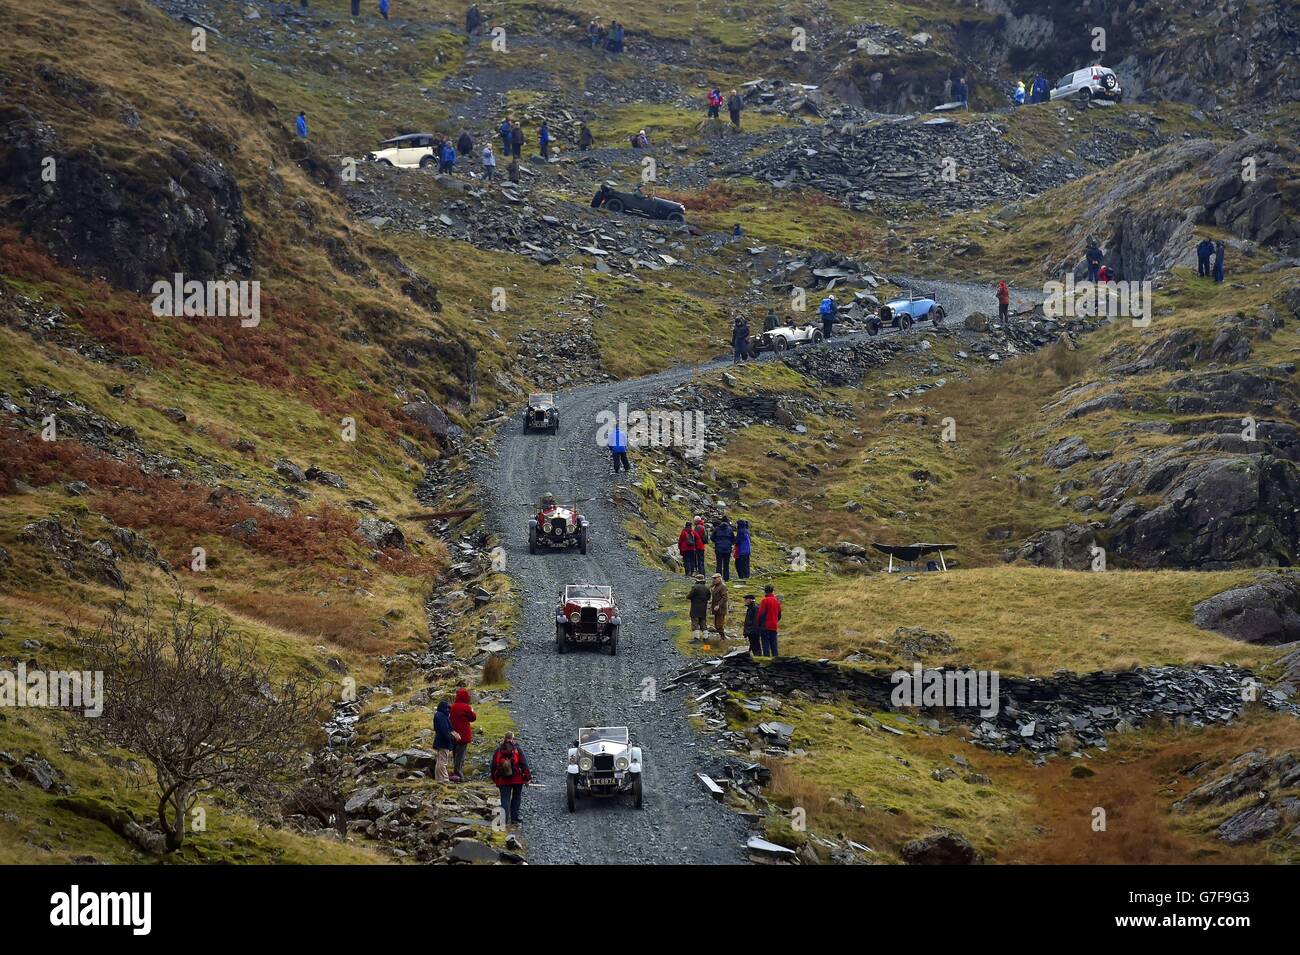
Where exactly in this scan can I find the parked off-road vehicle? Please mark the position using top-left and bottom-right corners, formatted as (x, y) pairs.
(1050, 66), (1122, 102)
(592, 184), (686, 222)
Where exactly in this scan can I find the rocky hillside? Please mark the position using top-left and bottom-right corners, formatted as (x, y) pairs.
(1, 0), (1297, 868)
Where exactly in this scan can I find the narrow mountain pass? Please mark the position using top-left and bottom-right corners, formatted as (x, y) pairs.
(473, 280), (1030, 863)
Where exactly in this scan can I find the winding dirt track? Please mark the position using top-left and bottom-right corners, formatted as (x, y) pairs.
(476, 280), (1036, 864)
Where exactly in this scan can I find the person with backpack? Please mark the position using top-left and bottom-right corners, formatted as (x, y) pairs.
(734, 519), (752, 579)
(490, 732), (531, 825)
(688, 574), (711, 642)
(711, 516), (735, 581)
(539, 120), (552, 160)
(449, 687), (477, 782)
(996, 279), (1010, 322)
(608, 425), (630, 473)
(692, 516), (707, 564)
(742, 594), (761, 656)
(482, 143), (497, 181)
(819, 295), (838, 339)
(433, 699), (455, 782)
(726, 89), (743, 128)
(707, 87), (723, 119)
(756, 584), (782, 657)
(678, 522), (697, 576)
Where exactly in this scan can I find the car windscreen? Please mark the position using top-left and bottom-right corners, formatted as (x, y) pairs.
(579, 727), (629, 745)
(529, 393), (554, 405)
(566, 585), (611, 601)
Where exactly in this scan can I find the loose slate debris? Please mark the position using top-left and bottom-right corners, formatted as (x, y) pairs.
(668, 653), (1297, 756)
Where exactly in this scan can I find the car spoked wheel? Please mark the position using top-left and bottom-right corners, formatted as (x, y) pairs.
(867, 319), (881, 337)
(930, 306), (945, 326)
(631, 775), (643, 809)
(419, 155), (435, 168)
(899, 313), (913, 331)
(606, 198), (625, 213)
(772, 337), (788, 351)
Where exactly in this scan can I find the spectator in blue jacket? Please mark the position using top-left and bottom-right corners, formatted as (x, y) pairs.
(378, 0), (389, 19)
(1031, 73), (1049, 104)
(819, 295), (838, 338)
(500, 118), (512, 153)
(439, 141), (456, 174)
(539, 121), (552, 160)
(711, 517), (735, 581)
(609, 426), (629, 473)
(1196, 237), (1215, 277)
(433, 700), (455, 782)
(954, 76), (968, 109)
(1013, 81), (1026, 106)
(734, 519), (752, 579)
(295, 112), (308, 139)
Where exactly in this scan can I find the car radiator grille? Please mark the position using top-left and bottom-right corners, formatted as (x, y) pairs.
(594, 754), (615, 772)
(551, 519), (566, 536)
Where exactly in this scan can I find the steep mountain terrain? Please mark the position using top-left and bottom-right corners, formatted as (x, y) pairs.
(1, 0), (1298, 866)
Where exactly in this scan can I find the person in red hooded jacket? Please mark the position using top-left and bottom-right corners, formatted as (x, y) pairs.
(996, 279), (1010, 323)
(491, 732), (532, 826)
(449, 687), (477, 782)
(692, 517), (707, 573)
(678, 522), (696, 577)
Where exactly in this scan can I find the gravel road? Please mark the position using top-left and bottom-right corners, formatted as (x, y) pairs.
(473, 277), (1031, 864)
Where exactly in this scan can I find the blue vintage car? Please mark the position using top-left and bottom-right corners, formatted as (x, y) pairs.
(867, 291), (946, 335)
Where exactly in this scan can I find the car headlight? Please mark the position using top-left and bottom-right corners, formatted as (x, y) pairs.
(615, 756), (629, 771)
(598, 613), (608, 624)
(569, 611), (580, 623)
(579, 757), (593, 772)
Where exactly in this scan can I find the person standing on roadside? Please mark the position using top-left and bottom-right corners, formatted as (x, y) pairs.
(1213, 240), (1226, 283)
(378, 0), (389, 20)
(678, 522), (697, 576)
(727, 88), (743, 129)
(688, 574), (711, 642)
(756, 584), (782, 658)
(295, 112), (308, 139)
(742, 594), (761, 656)
(490, 732), (531, 826)
(608, 424), (630, 473)
(711, 516), (735, 580)
(510, 119), (524, 159)
(449, 687), (477, 782)
(539, 120), (552, 160)
(707, 87), (723, 119)
(482, 143), (497, 181)
(710, 573), (729, 642)
(996, 279), (1010, 322)
(734, 519), (752, 579)
(433, 699), (455, 782)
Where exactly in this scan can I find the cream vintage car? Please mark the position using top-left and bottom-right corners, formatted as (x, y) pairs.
(566, 726), (643, 811)
(368, 133), (438, 169)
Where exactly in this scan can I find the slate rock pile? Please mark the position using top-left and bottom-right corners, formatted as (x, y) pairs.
(1172, 747), (1300, 846)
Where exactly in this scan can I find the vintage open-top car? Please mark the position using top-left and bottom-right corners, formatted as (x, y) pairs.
(751, 321), (824, 353)
(592, 184), (686, 223)
(868, 291), (946, 335)
(523, 392), (559, 434)
(529, 493), (589, 555)
(566, 726), (643, 811)
(555, 583), (620, 655)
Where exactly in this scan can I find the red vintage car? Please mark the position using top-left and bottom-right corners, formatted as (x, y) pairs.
(555, 583), (620, 655)
(529, 494), (589, 554)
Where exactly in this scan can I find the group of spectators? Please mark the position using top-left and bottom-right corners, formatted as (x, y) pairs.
(585, 18), (627, 52)
(432, 687), (532, 826)
(688, 574), (783, 657)
(678, 515), (751, 580)
(705, 87), (745, 128)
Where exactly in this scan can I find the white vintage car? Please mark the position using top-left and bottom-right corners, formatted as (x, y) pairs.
(753, 321), (824, 353)
(566, 726), (643, 811)
(368, 133), (438, 169)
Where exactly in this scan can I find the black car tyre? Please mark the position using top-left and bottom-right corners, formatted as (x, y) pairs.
(812, 330), (824, 342)
(867, 318), (881, 336)
(899, 313), (913, 331)
(376, 159), (392, 167)
(529, 524), (538, 555)
(632, 775), (643, 809)
(1079, 87), (1092, 102)
(607, 198), (625, 213)
(667, 212), (684, 223)
(566, 775), (577, 813)
(419, 155), (435, 168)
(1101, 74), (1116, 90)
(773, 337), (788, 352)
(578, 526), (588, 555)
(607, 625), (618, 656)
(556, 625), (567, 653)
(930, 305), (945, 326)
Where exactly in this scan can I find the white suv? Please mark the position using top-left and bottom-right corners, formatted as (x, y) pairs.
(1050, 66), (1122, 102)
(368, 133), (438, 169)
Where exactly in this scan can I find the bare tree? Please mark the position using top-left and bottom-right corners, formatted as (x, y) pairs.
(77, 591), (328, 853)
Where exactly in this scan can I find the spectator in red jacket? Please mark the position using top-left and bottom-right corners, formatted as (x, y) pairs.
(491, 732), (531, 826)
(996, 279), (1010, 322)
(756, 584), (782, 658)
(692, 516), (707, 569)
(449, 687), (477, 782)
(678, 522), (696, 576)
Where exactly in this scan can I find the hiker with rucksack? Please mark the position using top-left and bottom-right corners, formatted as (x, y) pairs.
(490, 732), (532, 825)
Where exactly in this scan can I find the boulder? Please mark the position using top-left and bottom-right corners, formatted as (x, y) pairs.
(900, 830), (980, 865)
(357, 519), (406, 551)
(1193, 573), (1300, 644)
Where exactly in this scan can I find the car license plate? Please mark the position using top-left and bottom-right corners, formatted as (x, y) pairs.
(591, 777), (616, 786)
